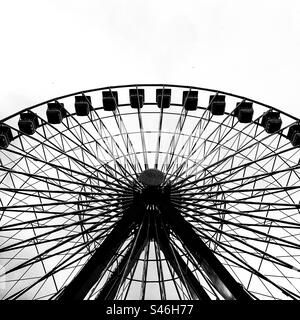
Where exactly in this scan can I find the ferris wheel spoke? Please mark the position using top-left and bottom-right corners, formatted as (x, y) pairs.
(0, 152), (128, 197)
(182, 181), (299, 219)
(2, 238), (89, 300)
(178, 204), (300, 259)
(0, 198), (126, 221)
(0, 188), (96, 210)
(0, 202), (126, 236)
(31, 127), (128, 191)
(83, 92), (142, 181)
(152, 219), (172, 300)
(179, 196), (300, 213)
(161, 106), (188, 176)
(196, 141), (297, 198)
(177, 155), (299, 197)
(0, 187), (130, 198)
(247, 232), (300, 298)
(203, 173), (298, 213)
(0, 197), (131, 219)
(171, 124), (281, 187)
(179, 199), (300, 254)
(211, 166), (299, 212)
(65, 108), (141, 186)
(0, 204), (125, 256)
(0, 223), (108, 266)
(134, 86), (148, 169)
(208, 189), (299, 217)
(208, 128), (290, 179)
(162, 87), (205, 175)
(154, 92), (165, 169)
(88, 106), (142, 184)
(193, 224), (300, 299)
(39, 115), (110, 173)
(164, 106), (244, 184)
(1, 225), (122, 299)
(176, 190), (300, 218)
(4, 229), (101, 300)
(0, 201), (130, 234)
(12, 123), (133, 191)
(153, 240), (166, 300)
(177, 199), (300, 245)
(215, 235), (300, 299)
(120, 258), (141, 300)
(177, 202), (300, 232)
(44, 106), (138, 187)
(194, 120), (264, 178)
(170, 120), (258, 187)
(212, 246), (280, 300)
(0, 168), (122, 216)
(163, 257), (186, 300)
(139, 232), (150, 300)
(110, 87), (147, 171)
(184, 114), (290, 197)
(205, 222), (295, 271)
(0, 187), (132, 213)
(173, 124), (292, 190)
(0, 150), (102, 219)
(162, 98), (213, 177)
(177, 185), (300, 198)
(177, 189), (298, 221)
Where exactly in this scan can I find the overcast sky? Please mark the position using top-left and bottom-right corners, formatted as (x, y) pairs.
(1, 0), (300, 120)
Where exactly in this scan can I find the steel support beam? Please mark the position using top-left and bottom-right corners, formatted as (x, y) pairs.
(159, 201), (252, 300)
(95, 219), (148, 300)
(155, 222), (211, 300)
(58, 206), (141, 300)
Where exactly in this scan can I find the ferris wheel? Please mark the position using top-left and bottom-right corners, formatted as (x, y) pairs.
(0, 84), (300, 300)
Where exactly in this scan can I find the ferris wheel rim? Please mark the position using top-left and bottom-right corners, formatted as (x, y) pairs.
(1, 83), (298, 124)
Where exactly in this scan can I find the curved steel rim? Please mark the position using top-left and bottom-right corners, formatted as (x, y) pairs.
(1, 83), (299, 123)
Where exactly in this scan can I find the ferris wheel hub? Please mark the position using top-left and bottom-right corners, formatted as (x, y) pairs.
(139, 168), (165, 186)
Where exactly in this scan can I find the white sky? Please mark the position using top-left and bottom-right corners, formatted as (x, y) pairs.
(1, 0), (300, 120)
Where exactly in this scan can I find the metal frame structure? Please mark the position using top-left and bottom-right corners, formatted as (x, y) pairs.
(1, 84), (300, 300)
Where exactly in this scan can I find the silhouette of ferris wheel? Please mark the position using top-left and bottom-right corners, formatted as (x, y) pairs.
(1, 84), (300, 300)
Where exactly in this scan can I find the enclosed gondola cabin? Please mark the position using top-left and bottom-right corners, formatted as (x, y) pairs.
(18, 112), (39, 135)
(208, 94), (226, 115)
(75, 95), (92, 116)
(156, 89), (171, 109)
(261, 110), (282, 133)
(129, 89), (144, 109)
(234, 101), (254, 123)
(0, 124), (13, 149)
(102, 91), (118, 111)
(182, 91), (198, 111)
(287, 124), (300, 147)
(46, 102), (67, 124)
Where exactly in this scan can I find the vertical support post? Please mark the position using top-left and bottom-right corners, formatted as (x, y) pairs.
(159, 201), (252, 300)
(95, 219), (148, 300)
(58, 208), (140, 300)
(156, 223), (211, 300)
